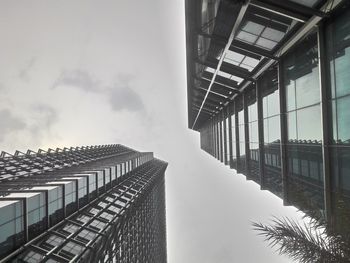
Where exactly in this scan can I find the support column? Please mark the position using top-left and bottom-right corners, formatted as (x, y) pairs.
(318, 23), (332, 224)
(278, 60), (289, 205)
(235, 102), (240, 171)
(223, 110), (228, 165)
(243, 91), (250, 179)
(219, 114), (223, 163)
(256, 80), (265, 188)
(215, 116), (220, 160)
(228, 103), (233, 168)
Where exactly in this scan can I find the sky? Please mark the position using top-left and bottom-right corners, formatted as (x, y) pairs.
(0, 1), (302, 262)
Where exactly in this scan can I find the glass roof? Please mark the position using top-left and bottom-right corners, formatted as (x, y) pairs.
(236, 20), (287, 50)
(224, 50), (260, 71)
(217, 71), (244, 84)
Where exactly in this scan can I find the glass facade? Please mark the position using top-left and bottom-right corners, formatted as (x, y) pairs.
(326, 4), (350, 232)
(247, 86), (259, 182)
(196, 1), (350, 235)
(0, 200), (23, 258)
(261, 68), (282, 196)
(225, 116), (230, 165)
(0, 148), (155, 260)
(231, 111), (237, 169)
(283, 32), (324, 213)
(237, 97), (246, 173)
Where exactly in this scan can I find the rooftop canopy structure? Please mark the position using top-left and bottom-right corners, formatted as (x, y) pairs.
(185, 0), (340, 130)
(185, 0), (350, 234)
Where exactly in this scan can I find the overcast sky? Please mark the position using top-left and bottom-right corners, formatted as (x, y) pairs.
(0, 1), (302, 262)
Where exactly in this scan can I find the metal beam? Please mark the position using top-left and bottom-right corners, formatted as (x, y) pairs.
(243, 92), (250, 179)
(194, 95), (222, 106)
(197, 78), (238, 95)
(192, 107), (213, 116)
(197, 87), (228, 99)
(227, 103), (233, 169)
(202, 72), (239, 89)
(256, 80), (265, 188)
(191, 2), (250, 129)
(196, 58), (252, 80)
(235, 0), (344, 98)
(244, 12), (289, 32)
(197, 31), (277, 60)
(192, 105), (217, 114)
(194, 88), (227, 103)
(318, 23), (332, 225)
(231, 39), (278, 61)
(278, 61), (289, 205)
(259, 0), (327, 18)
(250, 0), (309, 23)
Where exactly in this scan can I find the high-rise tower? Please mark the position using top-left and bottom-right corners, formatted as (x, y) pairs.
(0, 144), (167, 262)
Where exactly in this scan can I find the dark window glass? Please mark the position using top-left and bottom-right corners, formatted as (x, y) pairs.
(332, 96), (350, 143)
(326, 6), (350, 99)
(284, 34), (320, 111)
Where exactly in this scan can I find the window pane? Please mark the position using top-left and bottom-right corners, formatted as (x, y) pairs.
(297, 105), (322, 141)
(326, 5), (350, 98)
(332, 96), (350, 143)
(284, 33), (320, 110)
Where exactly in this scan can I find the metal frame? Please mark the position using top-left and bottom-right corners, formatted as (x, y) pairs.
(278, 60), (289, 205)
(256, 79), (265, 188)
(228, 102), (234, 169)
(0, 146), (167, 263)
(187, 0), (348, 224)
(223, 110), (228, 165)
(317, 22), (332, 224)
(191, 1), (251, 129)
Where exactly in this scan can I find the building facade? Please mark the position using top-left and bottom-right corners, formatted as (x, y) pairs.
(185, 0), (350, 232)
(0, 144), (167, 262)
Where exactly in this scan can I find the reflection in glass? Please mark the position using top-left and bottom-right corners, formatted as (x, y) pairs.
(238, 106), (246, 173)
(0, 200), (24, 258)
(283, 32), (324, 214)
(247, 87), (259, 182)
(287, 106), (322, 141)
(284, 34), (319, 111)
(326, 4), (350, 233)
(231, 114), (237, 168)
(261, 68), (282, 196)
(225, 117), (230, 164)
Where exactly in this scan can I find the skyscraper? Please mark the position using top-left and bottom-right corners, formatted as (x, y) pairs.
(185, 0), (350, 232)
(0, 144), (167, 262)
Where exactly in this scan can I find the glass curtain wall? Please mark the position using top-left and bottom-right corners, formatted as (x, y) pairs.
(231, 108), (237, 169)
(0, 201), (24, 258)
(237, 97), (246, 173)
(247, 86), (260, 182)
(326, 3), (350, 232)
(216, 120), (220, 160)
(221, 118), (225, 163)
(283, 33), (324, 213)
(225, 115), (230, 165)
(261, 68), (282, 197)
(28, 192), (47, 240)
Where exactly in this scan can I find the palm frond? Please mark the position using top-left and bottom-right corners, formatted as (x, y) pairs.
(252, 217), (350, 263)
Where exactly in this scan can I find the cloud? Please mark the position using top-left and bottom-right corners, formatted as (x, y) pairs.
(25, 104), (60, 148)
(108, 83), (144, 112)
(32, 104), (59, 129)
(52, 69), (144, 112)
(19, 57), (37, 82)
(0, 109), (26, 142)
(53, 69), (100, 92)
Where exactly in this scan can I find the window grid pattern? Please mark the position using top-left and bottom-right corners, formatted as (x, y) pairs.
(0, 146), (157, 261)
(14, 159), (167, 263)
